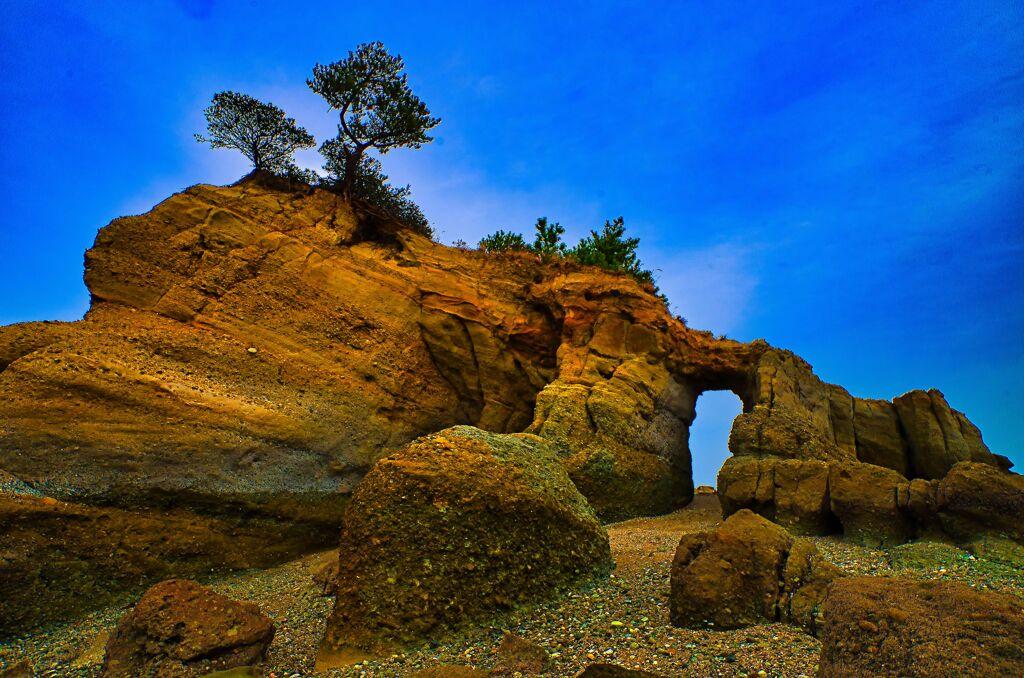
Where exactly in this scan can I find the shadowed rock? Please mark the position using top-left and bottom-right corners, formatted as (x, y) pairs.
(0, 492), (311, 638)
(669, 509), (842, 634)
(818, 577), (1024, 677)
(101, 579), (274, 678)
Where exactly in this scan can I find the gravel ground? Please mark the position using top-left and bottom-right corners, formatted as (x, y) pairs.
(3, 494), (1022, 677)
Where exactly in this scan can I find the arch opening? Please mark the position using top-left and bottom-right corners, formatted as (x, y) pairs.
(689, 390), (744, 488)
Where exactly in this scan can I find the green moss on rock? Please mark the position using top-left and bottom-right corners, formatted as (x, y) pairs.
(322, 426), (612, 655)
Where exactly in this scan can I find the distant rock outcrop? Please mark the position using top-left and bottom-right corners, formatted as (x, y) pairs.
(321, 426), (611, 657)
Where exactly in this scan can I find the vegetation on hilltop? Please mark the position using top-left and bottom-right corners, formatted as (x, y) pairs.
(194, 92), (315, 174)
(193, 42), (658, 294)
(195, 42), (437, 237)
(308, 41), (441, 198)
(479, 216), (659, 290)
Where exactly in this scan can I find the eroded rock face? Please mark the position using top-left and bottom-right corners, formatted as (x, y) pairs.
(669, 510), (842, 634)
(1, 177), (1004, 521)
(717, 457), (835, 535)
(0, 492), (313, 638)
(322, 426), (612, 656)
(817, 577), (1024, 677)
(0, 176), (745, 526)
(828, 463), (912, 547)
(101, 579), (274, 678)
(722, 457), (1024, 549)
(0, 174), (1013, 635)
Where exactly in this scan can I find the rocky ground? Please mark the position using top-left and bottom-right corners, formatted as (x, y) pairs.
(2, 494), (1022, 678)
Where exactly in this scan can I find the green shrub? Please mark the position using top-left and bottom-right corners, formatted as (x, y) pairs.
(478, 230), (528, 253)
(569, 217), (654, 285)
(319, 137), (432, 237)
(531, 217), (567, 261)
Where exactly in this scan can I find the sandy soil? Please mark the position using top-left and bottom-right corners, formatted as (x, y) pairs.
(3, 494), (1021, 677)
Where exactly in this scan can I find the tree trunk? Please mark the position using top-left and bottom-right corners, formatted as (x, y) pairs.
(340, 146), (363, 199)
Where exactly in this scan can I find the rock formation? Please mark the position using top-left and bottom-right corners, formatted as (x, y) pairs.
(0, 173), (1018, 635)
(0, 491), (312, 638)
(669, 509), (842, 633)
(321, 426), (611, 657)
(817, 577), (1024, 677)
(101, 579), (275, 678)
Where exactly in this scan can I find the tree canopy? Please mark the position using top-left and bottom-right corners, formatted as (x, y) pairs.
(569, 217), (652, 285)
(531, 217), (567, 261)
(194, 91), (315, 173)
(308, 42), (440, 196)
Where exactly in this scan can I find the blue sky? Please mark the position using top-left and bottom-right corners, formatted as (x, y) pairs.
(1, 1), (1021, 482)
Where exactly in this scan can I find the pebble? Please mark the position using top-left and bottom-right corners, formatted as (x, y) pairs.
(2, 495), (1020, 677)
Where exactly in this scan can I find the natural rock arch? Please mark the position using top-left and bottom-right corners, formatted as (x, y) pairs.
(0, 175), (1010, 528)
(687, 390), (744, 486)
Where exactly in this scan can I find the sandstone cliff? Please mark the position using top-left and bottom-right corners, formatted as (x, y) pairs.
(0, 173), (1015, 634)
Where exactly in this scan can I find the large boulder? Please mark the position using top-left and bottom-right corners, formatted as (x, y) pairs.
(321, 426), (612, 656)
(893, 389), (998, 479)
(934, 461), (1024, 543)
(828, 462), (912, 547)
(907, 461), (1024, 560)
(101, 579), (274, 678)
(669, 509), (841, 633)
(717, 456), (835, 535)
(818, 577), (1024, 677)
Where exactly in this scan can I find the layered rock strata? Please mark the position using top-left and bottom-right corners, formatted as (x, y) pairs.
(0, 173), (1016, 634)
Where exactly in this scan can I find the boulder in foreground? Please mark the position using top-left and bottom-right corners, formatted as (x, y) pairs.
(321, 426), (612, 656)
(818, 576), (1024, 677)
(670, 509), (842, 633)
(101, 579), (274, 678)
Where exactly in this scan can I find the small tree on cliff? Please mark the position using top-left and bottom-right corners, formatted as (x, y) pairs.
(307, 42), (441, 197)
(570, 217), (654, 285)
(478, 230), (528, 253)
(531, 217), (567, 261)
(194, 91), (315, 173)
(320, 135), (431, 235)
